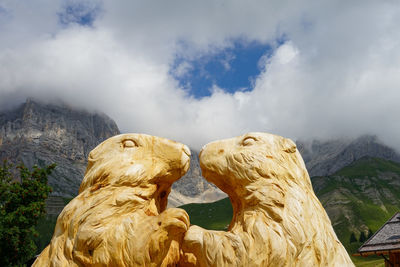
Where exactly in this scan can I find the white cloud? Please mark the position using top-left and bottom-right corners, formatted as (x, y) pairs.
(273, 42), (298, 65)
(171, 61), (192, 79)
(1, 1), (400, 151)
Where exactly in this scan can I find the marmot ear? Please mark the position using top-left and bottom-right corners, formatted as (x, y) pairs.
(86, 147), (101, 173)
(283, 138), (297, 153)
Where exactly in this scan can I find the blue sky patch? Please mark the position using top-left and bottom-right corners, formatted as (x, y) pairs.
(171, 41), (272, 98)
(0, 4), (11, 19)
(58, 1), (101, 27)
(0, 5), (7, 15)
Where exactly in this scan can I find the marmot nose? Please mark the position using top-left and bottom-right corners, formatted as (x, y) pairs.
(199, 144), (208, 159)
(181, 145), (191, 174)
(183, 145), (191, 157)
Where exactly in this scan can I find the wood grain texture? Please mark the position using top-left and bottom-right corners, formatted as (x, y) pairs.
(180, 132), (354, 267)
(33, 133), (191, 267)
(33, 132), (354, 267)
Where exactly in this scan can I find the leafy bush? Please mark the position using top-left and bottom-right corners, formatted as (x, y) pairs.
(0, 161), (55, 266)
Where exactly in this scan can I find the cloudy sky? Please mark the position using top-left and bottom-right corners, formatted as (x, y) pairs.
(0, 0), (399, 150)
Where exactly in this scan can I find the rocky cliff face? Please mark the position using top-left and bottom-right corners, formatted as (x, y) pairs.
(2, 100), (398, 208)
(0, 99), (221, 204)
(297, 135), (400, 177)
(169, 151), (226, 206)
(0, 99), (120, 196)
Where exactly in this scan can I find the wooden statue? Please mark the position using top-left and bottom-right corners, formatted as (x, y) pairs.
(33, 134), (191, 267)
(180, 132), (354, 267)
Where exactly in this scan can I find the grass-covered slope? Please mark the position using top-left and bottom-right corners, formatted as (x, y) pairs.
(180, 157), (400, 266)
(180, 197), (233, 231)
(336, 157), (400, 178)
(312, 157), (400, 246)
(312, 157), (400, 266)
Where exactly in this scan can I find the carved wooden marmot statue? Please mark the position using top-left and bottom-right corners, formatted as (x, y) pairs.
(181, 132), (354, 267)
(34, 134), (191, 267)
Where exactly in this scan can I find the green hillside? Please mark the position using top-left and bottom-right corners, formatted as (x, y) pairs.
(312, 157), (400, 244)
(180, 157), (400, 267)
(180, 197), (233, 231)
(336, 157), (400, 178)
(312, 157), (400, 265)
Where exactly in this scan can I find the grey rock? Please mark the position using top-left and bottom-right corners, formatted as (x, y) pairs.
(3, 99), (398, 209)
(0, 99), (220, 205)
(297, 135), (400, 177)
(0, 99), (120, 197)
(172, 151), (217, 197)
(169, 151), (226, 206)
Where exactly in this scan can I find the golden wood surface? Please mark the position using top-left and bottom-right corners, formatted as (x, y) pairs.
(180, 132), (354, 267)
(33, 134), (191, 267)
(33, 132), (353, 266)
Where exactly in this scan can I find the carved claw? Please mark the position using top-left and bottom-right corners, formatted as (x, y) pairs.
(159, 208), (190, 233)
(183, 225), (204, 247)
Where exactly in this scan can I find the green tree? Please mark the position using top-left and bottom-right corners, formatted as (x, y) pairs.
(359, 231), (367, 243)
(0, 160), (55, 266)
(367, 229), (374, 239)
(350, 232), (357, 243)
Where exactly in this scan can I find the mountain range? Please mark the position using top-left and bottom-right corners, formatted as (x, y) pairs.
(1, 99), (399, 265)
(0, 99), (224, 204)
(298, 136), (400, 177)
(312, 157), (400, 245)
(1, 99), (399, 207)
(0, 99), (119, 196)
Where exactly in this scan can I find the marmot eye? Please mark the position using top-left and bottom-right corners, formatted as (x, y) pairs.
(123, 140), (137, 148)
(242, 137), (257, 146)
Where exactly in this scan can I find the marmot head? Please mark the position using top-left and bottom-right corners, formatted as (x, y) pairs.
(187, 132), (350, 266)
(200, 132), (310, 205)
(79, 133), (190, 209)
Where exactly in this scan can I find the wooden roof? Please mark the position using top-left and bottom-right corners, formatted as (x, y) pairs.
(356, 212), (400, 256)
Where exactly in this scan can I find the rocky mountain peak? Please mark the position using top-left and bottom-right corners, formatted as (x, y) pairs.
(297, 135), (400, 177)
(169, 151), (226, 206)
(0, 99), (120, 196)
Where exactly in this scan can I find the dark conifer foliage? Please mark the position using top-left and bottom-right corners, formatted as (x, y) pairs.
(0, 160), (55, 266)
